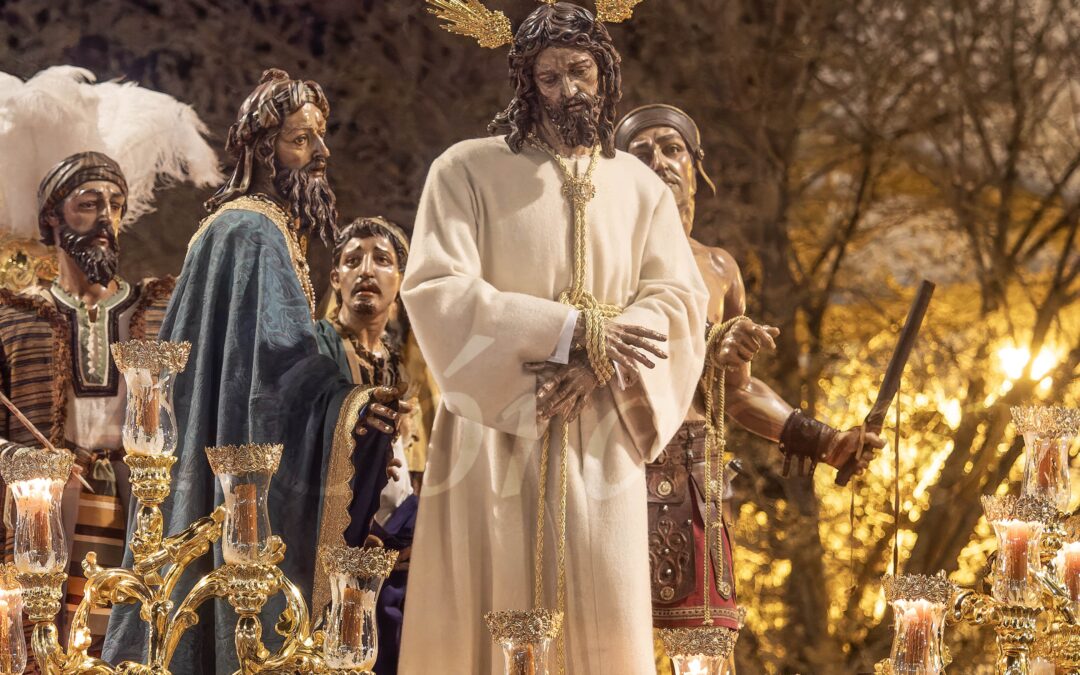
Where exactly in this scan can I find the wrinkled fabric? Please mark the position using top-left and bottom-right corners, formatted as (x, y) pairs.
(103, 208), (389, 674)
(400, 137), (707, 675)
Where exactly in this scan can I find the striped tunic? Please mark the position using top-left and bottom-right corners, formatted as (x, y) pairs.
(0, 277), (172, 668)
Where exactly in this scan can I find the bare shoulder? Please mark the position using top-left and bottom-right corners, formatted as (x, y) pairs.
(690, 239), (741, 284)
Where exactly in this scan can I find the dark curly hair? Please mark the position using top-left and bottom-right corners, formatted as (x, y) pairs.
(488, 2), (622, 158)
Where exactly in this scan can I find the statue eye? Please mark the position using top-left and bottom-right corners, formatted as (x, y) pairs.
(295, 135), (308, 146)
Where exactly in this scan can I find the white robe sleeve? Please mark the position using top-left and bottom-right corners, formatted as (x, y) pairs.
(610, 188), (708, 463)
(402, 154), (573, 439)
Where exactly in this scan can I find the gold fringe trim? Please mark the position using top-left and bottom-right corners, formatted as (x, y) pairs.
(189, 195), (315, 318)
(311, 386), (374, 615)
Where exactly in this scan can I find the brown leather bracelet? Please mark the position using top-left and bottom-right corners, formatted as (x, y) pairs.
(778, 409), (839, 477)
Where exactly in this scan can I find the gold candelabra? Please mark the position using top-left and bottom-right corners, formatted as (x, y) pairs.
(876, 405), (1080, 675)
(0, 340), (394, 675)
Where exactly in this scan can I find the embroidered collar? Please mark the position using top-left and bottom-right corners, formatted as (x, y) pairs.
(51, 279), (137, 397)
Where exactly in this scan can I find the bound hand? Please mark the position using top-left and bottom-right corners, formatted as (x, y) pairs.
(525, 353), (599, 422)
(573, 315), (669, 374)
(711, 319), (778, 369)
(823, 427), (886, 474)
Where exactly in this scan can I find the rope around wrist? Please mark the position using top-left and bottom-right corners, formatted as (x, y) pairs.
(583, 308), (616, 385)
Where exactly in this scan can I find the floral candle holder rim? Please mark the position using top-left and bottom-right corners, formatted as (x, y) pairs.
(981, 493), (1057, 525)
(0, 447), (74, 484)
(657, 625), (739, 659)
(319, 545), (399, 580)
(1011, 405), (1080, 438)
(205, 443), (283, 476)
(111, 339), (192, 373)
(484, 608), (563, 644)
(883, 571), (957, 605)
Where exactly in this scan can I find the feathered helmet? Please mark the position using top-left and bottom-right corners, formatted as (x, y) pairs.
(0, 67), (223, 243)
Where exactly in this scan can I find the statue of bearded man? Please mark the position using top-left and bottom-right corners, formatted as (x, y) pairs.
(102, 69), (401, 674)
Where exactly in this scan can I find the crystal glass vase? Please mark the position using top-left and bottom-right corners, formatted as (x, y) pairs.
(485, 609), (563, 675)
(112, 340), (190, 457)
(1012, 405), (1080, 512)
(0, 448), (74, 573)
(206, 444), (282, 565)
(0, 565), (26, 675)
(884, 573), (955, 674)
(658, 626), (739, 675)
(982, 494), (1055, 607)
(320, 545), (399, 670)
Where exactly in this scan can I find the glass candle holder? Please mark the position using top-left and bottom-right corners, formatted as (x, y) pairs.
(0, 564), (26, 675)
(657, 627), (739, 675)
(883, 572), (955, 674)
(112, 340), (190, 457)
(1057, 540), (1080, 617)
(1012, 405), (1080, 512)
(485, 609), (563, 675)
(320, 545), (399, 670)
(206, 443), (282, 565)
(0, 447), (74, 573)
(982, 494), (1056, 607)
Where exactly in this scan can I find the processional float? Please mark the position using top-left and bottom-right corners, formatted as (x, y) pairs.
(0, 339), (396, 675)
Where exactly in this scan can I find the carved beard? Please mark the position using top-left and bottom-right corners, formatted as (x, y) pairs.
(273, 160), (338, 244)
(542, 92), (602, 149)
(58, 222), (119, 286)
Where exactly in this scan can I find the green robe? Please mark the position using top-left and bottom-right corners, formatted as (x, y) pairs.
(103, 201), (390, 674)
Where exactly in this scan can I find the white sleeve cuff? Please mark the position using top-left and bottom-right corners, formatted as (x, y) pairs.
(548, 308), (579, 364)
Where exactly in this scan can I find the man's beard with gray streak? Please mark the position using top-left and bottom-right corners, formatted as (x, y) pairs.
(58, 222), (119, 287)
(273, 160), (338, 245)
(543, 92), (602, 150)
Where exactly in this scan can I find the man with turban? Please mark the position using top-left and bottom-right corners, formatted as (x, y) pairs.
(103, 69), (402, 674)
(0, 152), (175, 661)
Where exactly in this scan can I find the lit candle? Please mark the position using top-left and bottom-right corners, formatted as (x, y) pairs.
(1062, 542), (1080, 602)
(1002, 520), (1036, 582)
(1031, 657), (1055, 675)
(340, 586), (364, 651)
(895, 599), (935, 669)
(507, 643), (537, 675)
(685, 658), (708, 675)
(1036, 439), (1059, 489)
(0, 593), (9, 671)
(12, 478), (56, 572)
(234, 483), (260, 551)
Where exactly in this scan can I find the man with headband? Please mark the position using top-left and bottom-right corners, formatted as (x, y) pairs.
(615, 104), (884, 667)
(103, 69), (404, 674)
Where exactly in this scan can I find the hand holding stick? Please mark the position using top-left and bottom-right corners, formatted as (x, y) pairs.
(0, 390), (94, 492)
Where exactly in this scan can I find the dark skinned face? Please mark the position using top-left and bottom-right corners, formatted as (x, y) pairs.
(47, 180), (126, 286)
(331, 235), (402, 319)
(270, 102), (337, 242)
(534, 46), (602, 149)
(273, 102), (329, 174)
(627, 125), (697, 215)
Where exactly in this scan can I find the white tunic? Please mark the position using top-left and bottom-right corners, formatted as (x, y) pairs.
(400, 136), (707, 675)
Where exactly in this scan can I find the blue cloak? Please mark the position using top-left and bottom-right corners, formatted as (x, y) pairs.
(103, 205), (390, 674)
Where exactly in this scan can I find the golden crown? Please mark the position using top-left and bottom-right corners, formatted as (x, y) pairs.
(426, 0), (645, 49)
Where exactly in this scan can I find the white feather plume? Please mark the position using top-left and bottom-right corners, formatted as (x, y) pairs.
(0, 66), (223, 239)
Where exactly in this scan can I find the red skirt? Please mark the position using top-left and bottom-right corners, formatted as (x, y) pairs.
(649, 421), (740, 630)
